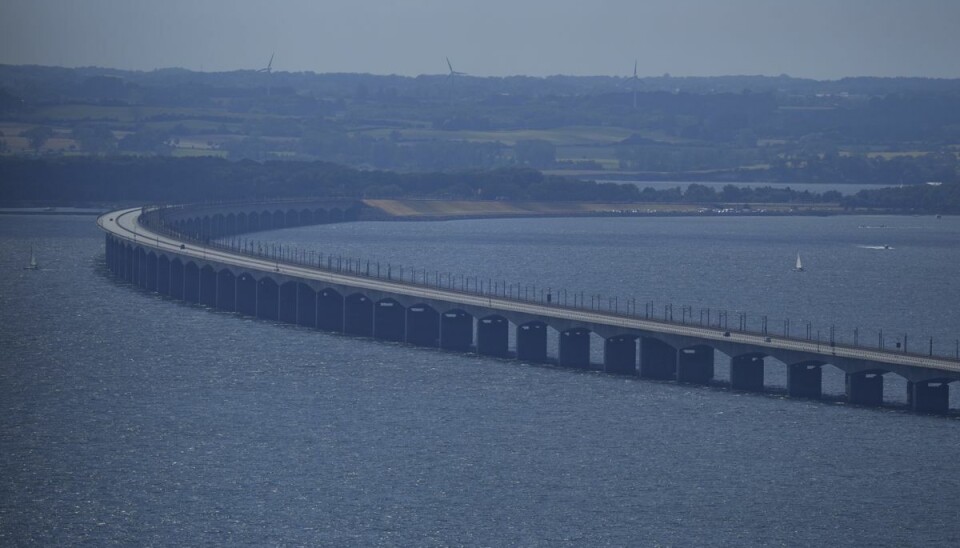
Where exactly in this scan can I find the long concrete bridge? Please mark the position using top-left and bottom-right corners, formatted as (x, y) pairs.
(99, 201), (960, 414)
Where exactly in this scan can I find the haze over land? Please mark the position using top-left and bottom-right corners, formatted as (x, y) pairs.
(0, 0), (958, 212)
(2, 0), (959, 79)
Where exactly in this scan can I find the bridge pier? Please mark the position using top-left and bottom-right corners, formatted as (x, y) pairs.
(157, 256), (170, 295)
(184, 262), (200, 304)
(559, 328), (591, 369)
(640, 337), (676, 380)
(236, 274), (257, 316)
(317, 289), (344, 332)
(477, 316), (509, 358)
(603, 335), (637, 375)
(169, 259), (184, 299)
(199, 265), (216, 307)
(344, 294), (373, 336)
(257, 278), (279, 321)
(278, 282), (298, 324)
(136, 248), (147, 288)
(296, 283), (316, 327)
(374, 300), (405, 342)
(124, 244), (133, 283)
(516, 322), (548, 363)
(105, 235), (114, 272)
(787, 362), (822, 399)
(730, 354), (764, 391)
(406, 305), (439, 347)
(216, 270), (236, 311)
(907, 381), (950, 414)
(677, 345), (714, 384)
(845, 371), (884, 407)
(440, 310), (473, 352)
(145, 252), (158, 292)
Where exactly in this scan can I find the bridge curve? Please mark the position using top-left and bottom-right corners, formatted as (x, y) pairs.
(99, 202), (960, 414)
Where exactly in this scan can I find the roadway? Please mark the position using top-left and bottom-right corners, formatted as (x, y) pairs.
(99, 207), (960, 376)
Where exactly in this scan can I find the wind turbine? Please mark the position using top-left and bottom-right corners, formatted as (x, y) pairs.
(258, 53), (274, 74)
(446, 57), (467, 82)
(258, 53), (274, 97)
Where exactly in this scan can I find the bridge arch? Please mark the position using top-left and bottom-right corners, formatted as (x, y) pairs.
(257, 277), (280, 321)
(440, 308), (472, 351)
(406, 303), (440, 347)
(300, 209), (313, 225)
(603, 334), (638, 375)
(169, 257), (185, 299)
(199, 265), (216, 307)
(344, 293), (373, 336)
(216, 268), (236, 311)
(559, 327), (591, 369)
(374, 298), (406, 342)
(285, 209), (300, 227)
(317, 288), (344, 332)
(278, 281), (299, 324)
(516, 321), (548, 363)
(477, 314), (509, 358)
(236, 272), (258, 316)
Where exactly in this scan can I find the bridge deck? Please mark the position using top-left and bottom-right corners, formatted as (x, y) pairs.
(99, 207), (960, 377)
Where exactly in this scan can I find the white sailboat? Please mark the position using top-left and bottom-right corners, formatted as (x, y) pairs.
(793, 252), (804, 272)
(24, 246), (39, 270)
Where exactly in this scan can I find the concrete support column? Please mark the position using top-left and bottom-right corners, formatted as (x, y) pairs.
(477, 316), (509, 358)
(183, 264), (200, 304)
(296, 283), (317, 327)
(123, 245), (133, 282)
(440, 311), (473, 352)
(137, 247), (147, 288)
(199, 267), (216, 307)
(373, 300), (405, 342)
(558, 328), (591, 369)
(344, 294), (373, 336)
(677, 346), (714, 384)
(516, 322), (547, 363)
(169, 260), (184, 300)
(256, 279), (279, 321)
(278, 282), (298, 324)
(236, 274), (257, 316)
(105, 235), (114, 273)
(157, 256), (170, 295)
(145, 254), (158, 292)
(640, 337), (676, 380)
(907, 381), (950, 414)
(787, 363), (822, 399)
(406, 306), (439, 347)
(603, 336), (637, 375)
(845, 371), (884, 407)
(216, 270), (236, 312)
(730, 354), (764, 391)
(317, 290), (344, 332)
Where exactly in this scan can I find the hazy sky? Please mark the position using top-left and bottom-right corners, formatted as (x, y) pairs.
(2, 0), (958, 79)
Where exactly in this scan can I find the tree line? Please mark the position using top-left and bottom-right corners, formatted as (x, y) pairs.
(5, 156), (956, 212)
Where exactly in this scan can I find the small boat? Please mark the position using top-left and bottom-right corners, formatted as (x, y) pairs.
(24, 246), (39, 270)
(793, 252), (804, 272)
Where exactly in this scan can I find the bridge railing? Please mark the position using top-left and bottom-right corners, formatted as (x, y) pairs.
(135, 204), (960, 364)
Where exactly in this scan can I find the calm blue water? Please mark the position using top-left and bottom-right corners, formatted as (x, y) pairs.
(2, 214), (959, 546)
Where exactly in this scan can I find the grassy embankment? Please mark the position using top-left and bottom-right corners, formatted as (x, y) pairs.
(363, 199), (843, 220)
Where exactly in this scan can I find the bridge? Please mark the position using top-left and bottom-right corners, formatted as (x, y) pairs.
(98, 201), (960, 414)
